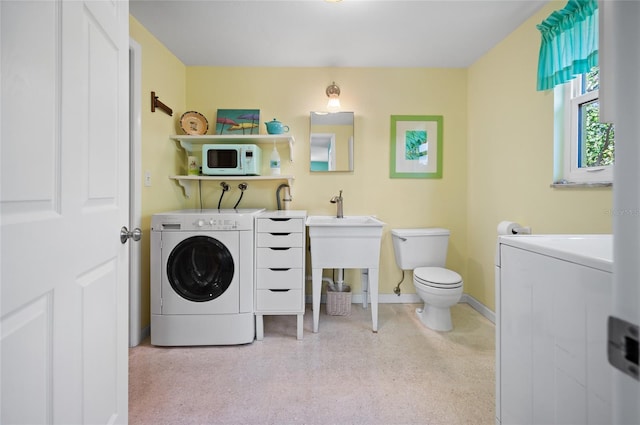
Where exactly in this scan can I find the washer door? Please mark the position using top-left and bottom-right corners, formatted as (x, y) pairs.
(167, 236), (234, 302)
(160, 231), (240, 314)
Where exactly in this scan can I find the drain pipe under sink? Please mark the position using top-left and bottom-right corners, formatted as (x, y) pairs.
(305, 276), (338, 293)
(323, 277), (335, 292)
(310, 270), (368, 308)
(335, 268), (345, 292)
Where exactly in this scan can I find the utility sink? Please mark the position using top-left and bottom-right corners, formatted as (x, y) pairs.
(306, 215), (384, 226)
(306, 215), (385, 268)
(306, 215), (385, 333)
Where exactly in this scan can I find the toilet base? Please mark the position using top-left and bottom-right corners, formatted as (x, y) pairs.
(412, 272), (463, 332)
(416, 305), (453, 332)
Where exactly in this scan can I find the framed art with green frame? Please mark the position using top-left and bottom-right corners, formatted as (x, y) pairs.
(390, 115), (443, 179)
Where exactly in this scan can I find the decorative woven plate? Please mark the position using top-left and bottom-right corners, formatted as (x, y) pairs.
(180, 111), (208, 135)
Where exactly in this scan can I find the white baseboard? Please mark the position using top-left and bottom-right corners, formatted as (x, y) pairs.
(460, 294), (495, 324)
(353, 293), (422, 304)
(304, 293), (495, 324)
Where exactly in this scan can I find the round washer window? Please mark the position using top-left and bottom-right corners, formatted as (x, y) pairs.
(167, 235), (235, 302)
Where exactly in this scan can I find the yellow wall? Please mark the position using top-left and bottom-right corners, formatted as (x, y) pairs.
(466, 1), (612, 310)
(185, 67), (469, 298)
(130, 16), (190, 328)
(131, 1), (614, 327)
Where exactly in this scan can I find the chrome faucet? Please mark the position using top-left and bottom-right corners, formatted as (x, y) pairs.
(330, 190), (344, 218)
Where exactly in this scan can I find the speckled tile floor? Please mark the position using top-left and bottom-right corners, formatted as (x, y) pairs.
(129, 303), (495, 425)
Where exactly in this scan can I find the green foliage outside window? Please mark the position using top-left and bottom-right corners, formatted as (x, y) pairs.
(581, 68), (615, 167)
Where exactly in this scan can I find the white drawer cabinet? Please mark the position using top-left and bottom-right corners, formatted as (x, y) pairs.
(256, 268), (303, 290)
(256, 247), (303, 268)
(256, 232), (303, 248)
(255, 211), (306, 340)
(256, 289), (303, 311)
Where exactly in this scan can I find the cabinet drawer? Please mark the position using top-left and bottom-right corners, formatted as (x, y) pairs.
(256, 268), (303, 290)
(256, 232), (304, 248)
(256, 218), (303, 233)
(256, 289), (303, 312)
(256, 247), (302, 268)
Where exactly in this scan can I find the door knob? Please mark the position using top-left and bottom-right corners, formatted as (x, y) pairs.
(120, 226), (142, 244)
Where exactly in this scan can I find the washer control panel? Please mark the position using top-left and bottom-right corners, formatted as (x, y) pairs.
(151, 208), (265, 232)
(194, 217), (237, 230)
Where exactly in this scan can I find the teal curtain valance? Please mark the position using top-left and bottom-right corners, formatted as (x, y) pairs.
(536, 0), (599, 91)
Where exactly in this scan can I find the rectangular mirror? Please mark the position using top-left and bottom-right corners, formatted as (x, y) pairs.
(310, 111), (354, 172)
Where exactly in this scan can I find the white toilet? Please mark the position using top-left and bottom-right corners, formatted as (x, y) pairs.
(391, 228), (463, 332)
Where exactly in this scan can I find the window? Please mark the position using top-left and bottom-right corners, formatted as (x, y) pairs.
(555, 66), (615, 184)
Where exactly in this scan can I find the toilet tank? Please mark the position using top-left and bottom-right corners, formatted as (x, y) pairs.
(391, 228), (450, 270)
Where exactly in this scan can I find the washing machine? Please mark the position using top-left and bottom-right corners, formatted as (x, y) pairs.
(150, 208), (264, 346)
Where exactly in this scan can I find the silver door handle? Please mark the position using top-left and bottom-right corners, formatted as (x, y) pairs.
(120, 226), (142, 244)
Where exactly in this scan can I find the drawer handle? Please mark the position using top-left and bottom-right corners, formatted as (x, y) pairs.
(270, 218), (291, 222)
(269, 247), (290, 251)
(270, 232), (291, 236)
(269, 289), (290, 293)
(269, 268), (291, 272)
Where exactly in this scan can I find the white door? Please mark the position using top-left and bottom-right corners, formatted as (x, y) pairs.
(1, 0), (130, 424)
(600, 2), (640, 423)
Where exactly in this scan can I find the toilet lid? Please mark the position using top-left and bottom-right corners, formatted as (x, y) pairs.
(414, 267), (462, 286)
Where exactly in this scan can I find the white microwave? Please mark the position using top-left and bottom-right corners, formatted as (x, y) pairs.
(201, 144), (262, 176)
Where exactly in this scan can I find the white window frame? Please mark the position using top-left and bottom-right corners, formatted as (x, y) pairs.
(554, 76), (613, 184)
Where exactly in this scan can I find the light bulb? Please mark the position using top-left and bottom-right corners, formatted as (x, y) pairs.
(325, 82), (341, 112)
(327, 96), (341, 112)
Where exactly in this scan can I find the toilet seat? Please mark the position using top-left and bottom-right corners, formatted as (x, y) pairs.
(414, 267), (462, 289)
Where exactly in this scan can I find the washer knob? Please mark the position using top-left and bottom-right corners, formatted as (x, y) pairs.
(197, 219), (205, 227)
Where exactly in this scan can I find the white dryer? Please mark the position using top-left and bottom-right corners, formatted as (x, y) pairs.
(150, 209), (263, 346)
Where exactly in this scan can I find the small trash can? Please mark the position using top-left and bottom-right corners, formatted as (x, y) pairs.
(326, 285), (352, 316)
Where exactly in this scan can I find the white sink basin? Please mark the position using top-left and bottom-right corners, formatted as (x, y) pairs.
(306, 215), (385, 268)
(306, 215), (385, 227)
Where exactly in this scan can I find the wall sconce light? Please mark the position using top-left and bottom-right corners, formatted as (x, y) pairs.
(326, 82), (341, 112)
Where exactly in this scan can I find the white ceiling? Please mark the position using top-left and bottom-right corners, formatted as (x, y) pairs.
(129, 0), (549, 68)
